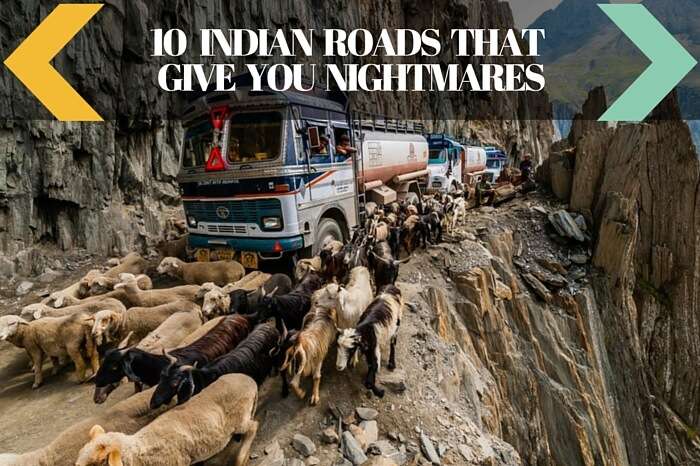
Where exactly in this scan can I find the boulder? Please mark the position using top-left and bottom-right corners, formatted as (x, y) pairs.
(342, 431), (368, 465)
(292, 434), (316, 457)
(522, 273), (553, 303)
(419, 434), (441, 465)
(548, 210), (586, 242)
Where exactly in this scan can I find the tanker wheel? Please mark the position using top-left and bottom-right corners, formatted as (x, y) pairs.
(313, 218), (344, 255)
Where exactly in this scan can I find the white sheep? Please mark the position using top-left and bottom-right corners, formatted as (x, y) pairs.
(21, 298), (126, 321)
(0, 386), (170, 465)
(157, 257), (245, 286)
(0, 314), (98, 388)
(199, 272), (271, 317)
(76, 374), (259, 466)
(114, 273), (200, 307)
(90, 300), (199, 346)
(319, 266), (373, 329)
(294, 257), (321, 282)
(85, 274), (153, 298)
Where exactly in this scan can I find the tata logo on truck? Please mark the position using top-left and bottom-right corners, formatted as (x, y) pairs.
(216, 206), (230, 219)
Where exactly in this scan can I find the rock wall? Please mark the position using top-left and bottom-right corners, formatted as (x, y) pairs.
(549, 90), (700, 465)
(0, 0), (553, 275)
(423, 218), (629, 466)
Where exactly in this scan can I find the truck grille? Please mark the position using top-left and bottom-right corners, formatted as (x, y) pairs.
(185, 199), (282, 225)
(207, 225), (247, 234)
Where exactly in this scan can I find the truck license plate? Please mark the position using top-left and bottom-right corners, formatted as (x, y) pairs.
(194, 249), (211, 262)
(216, 249), (235, 261)
(240, 251), (258, 269)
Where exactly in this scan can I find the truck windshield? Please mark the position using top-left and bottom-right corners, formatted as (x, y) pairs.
(486, 159), (501, 169)
(429, 149), (446, 164)
(227, 111), (282, 164)
(182, 119), (214, 168)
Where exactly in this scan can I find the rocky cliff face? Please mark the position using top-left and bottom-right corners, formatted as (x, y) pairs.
(547, 90), (700, 465)
(0, 0), (553, 275)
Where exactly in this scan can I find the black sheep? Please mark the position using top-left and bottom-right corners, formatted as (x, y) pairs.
(258, 270), (324, 332)
(93, 314), (256, 406)
(156, 323), (286, 405)
(229, 273), (293, 314)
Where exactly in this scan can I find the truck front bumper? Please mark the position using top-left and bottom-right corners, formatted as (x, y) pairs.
(188, 234), (305, 253)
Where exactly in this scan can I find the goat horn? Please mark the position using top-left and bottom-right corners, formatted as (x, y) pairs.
(369, 251), (392, 266)
(280, 320), (288, 342)
(117, 331), (134, 350)
(162, 349), (177, 365)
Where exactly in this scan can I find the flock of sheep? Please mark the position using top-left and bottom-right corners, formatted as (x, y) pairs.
(1, 192), (482, 466)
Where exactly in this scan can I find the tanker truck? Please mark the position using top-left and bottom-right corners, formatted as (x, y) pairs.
(176, 73), (429, 267)
(424, 134), (487, 194)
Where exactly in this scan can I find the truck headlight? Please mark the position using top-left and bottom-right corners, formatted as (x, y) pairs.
(261, 216), (283, 231)
(187, 216), (198, 228)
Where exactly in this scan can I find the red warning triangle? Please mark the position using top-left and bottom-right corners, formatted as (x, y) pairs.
(205, 146), (225, 172)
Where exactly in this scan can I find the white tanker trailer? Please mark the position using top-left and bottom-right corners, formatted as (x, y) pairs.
(353, 128), (429, 206)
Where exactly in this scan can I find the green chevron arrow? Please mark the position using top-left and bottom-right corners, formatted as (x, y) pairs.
(598, 4), (697, 122)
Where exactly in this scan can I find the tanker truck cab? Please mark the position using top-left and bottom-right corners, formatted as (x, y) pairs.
(426, 134), (464, 194)
(177, 73), (429, 267)
(484, 146), (508, 182)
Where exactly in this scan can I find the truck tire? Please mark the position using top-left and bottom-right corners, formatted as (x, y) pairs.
(313, 218), (344, 255)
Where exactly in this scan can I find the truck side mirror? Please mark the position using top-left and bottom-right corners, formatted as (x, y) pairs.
(307, 127), (320, 149)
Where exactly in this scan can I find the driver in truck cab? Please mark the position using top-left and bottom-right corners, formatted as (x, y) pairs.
(335, 133), (357, 161)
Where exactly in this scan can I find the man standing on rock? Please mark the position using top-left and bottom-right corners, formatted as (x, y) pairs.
(519, 154), (533, 182)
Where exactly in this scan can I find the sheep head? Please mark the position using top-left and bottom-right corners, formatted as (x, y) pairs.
(78, 270), (103, 298)
(92, 310), (120, 345)
(202, 288), (231, 317)
(114, 273), (137, 290)
(195, 282), (219, 300)
(228, 289), (250, 314)
(93, 338), (133, 404)
(0, 315), (28, 341)
(336, 328), (361, 371)
(150, 352), (196, 409)
(157, 257), (182, 277)
(20, 303), (45, 320)
(313, 284), (339, 310)
(294, 259), (318, 283)
(75, 425), (125, 466)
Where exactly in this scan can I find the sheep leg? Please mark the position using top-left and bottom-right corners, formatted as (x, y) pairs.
(388, 330), (399, 371)
(66, 344), (88, 383)
(310, 363), (322, 406)
(289, 349), (307, 400)
(280, 370), (289, 398)
(364, 346), (384, 398)
(233, 420), (259, 466)
(50, 357), (61, 375)
(29, 349), (44, 389)
(89, 344), (100, 375)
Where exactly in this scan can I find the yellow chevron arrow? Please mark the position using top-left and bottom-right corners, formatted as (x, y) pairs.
(4, 4), (104, 121)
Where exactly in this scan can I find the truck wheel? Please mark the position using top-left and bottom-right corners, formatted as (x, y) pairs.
(313, 218), (344, 255)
